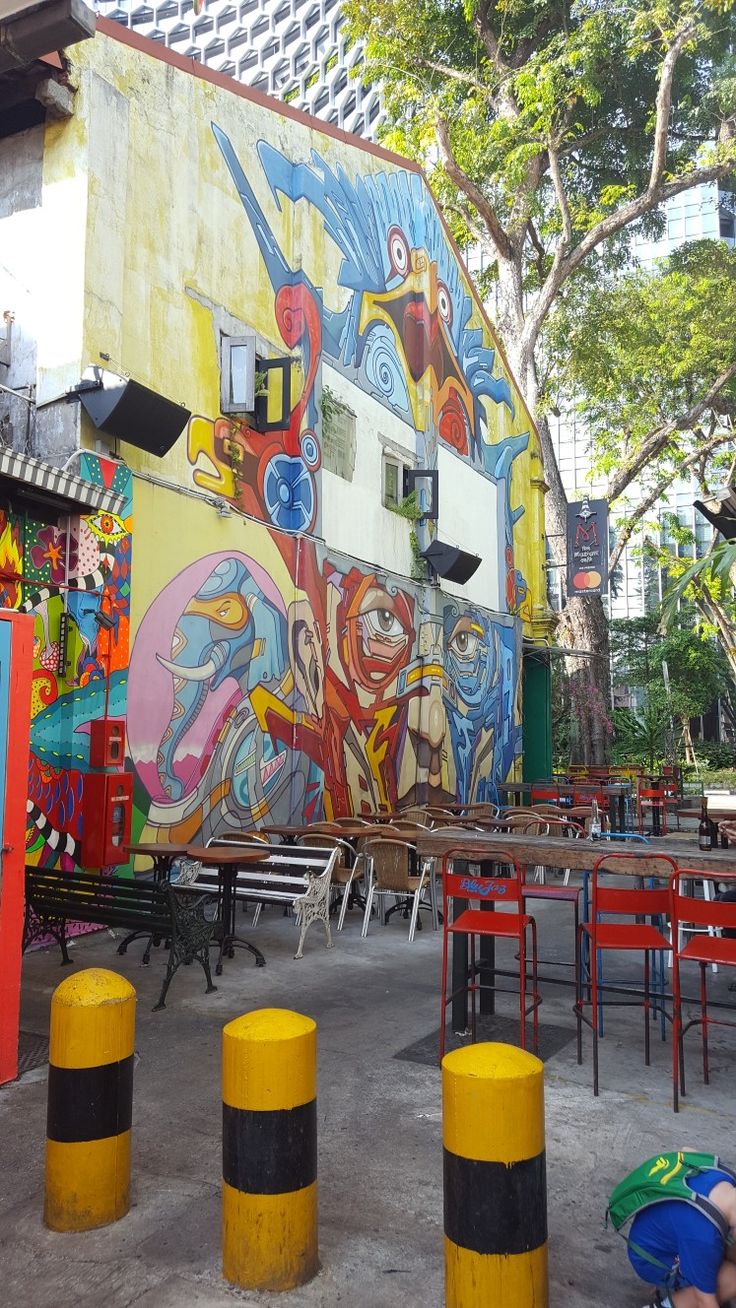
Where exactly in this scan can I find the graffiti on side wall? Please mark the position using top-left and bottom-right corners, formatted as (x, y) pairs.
(0, 456), (132, 873)
(126, 533), (521, 842)
(186, 125), (531, 620)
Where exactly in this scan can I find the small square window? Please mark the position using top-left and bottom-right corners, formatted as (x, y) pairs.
(383, 457), (401, 508)
(221, 334), (256, 414)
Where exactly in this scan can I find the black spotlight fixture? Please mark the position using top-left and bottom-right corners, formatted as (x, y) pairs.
(421, 540), (481, 584)
(73, 368), (191, 458)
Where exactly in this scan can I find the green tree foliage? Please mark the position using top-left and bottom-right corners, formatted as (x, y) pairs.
(346, 0), (736, 762)
(610, 615), (731, 767)
(659, 532), (736, 685)
(545, 240), (736, 574)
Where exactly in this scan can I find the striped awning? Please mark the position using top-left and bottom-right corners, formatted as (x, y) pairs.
(0, 448), (127, 517)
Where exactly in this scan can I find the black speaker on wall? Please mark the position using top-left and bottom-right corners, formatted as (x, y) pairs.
(77, 368), (191, 458)
(421, 540), (482, 584)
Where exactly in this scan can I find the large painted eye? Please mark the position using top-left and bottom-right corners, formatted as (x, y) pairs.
(448, 618), (481, 662)
(363, 607), (405, 640)
(388, 225), (410, 278)
(85, 511), (127, 544)
(437, 282), (452, 325)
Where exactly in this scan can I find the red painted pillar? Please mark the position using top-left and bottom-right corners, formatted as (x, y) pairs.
(0, 610), (34, 1086)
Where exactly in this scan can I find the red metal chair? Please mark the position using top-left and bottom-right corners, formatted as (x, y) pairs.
(575, 852), (676, 1096)
(637, 780), (668, 835)
(522, 819), (585, 978)
(669, 870), (736, 1112)
(439, 848), (540, 1060)
(530, 784), (561, 805)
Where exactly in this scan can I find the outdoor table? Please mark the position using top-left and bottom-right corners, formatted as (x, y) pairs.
(678, 807), (736, 824)
(417, 829), (736, 1031)
(496, 782), (631, 832)
(118, 843), (193, 958)
(187, 845), (268, 972)
(127, 842), (191, 881)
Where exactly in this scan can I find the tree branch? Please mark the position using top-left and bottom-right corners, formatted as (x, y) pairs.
(435, 115), (514, 261)
(649, 21), (697, 192)
(472, 1), (507, 72)
(548, 137), (573, 249)
(527, 219), (548, 285)
(519, 16), (736, 364)
(607, 426), (735, 578)
(607, 360), (736, 503)
(415, 57), (490, 94)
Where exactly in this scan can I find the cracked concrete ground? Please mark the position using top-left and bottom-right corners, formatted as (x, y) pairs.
(2, 876), (735, 1308)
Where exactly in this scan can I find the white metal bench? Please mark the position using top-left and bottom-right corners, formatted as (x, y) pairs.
(192, 841), (337, 959)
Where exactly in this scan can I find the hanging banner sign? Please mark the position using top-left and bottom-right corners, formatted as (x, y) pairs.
(566, 496), (609, 597)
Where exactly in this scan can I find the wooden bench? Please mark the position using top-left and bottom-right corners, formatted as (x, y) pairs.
(191, 841), (337, 959)
(23, 866), (218, 1011)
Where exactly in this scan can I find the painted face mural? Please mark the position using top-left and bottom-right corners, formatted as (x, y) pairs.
(321, 562), (416, 815)
(443, 602), (522, 803)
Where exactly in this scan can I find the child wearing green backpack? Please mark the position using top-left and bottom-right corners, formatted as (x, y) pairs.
(607, 1151), (736, 1308)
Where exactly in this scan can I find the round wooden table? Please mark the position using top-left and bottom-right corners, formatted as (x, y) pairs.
(187, 845), (267, 972)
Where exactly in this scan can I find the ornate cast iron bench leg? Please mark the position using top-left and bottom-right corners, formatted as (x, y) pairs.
(23, 902), (72, 965)
(154, 888), (218, 1012)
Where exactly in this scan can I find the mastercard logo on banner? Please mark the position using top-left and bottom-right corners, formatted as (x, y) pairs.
(573, 570), (602, 590)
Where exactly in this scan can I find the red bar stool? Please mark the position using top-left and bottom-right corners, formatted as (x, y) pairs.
(574, 852), (676, 1095)
(439, 848), (540, 1060)
(669, 870), (736, 1112)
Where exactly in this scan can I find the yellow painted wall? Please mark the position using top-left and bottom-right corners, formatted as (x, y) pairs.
(18, 25), (549, 852)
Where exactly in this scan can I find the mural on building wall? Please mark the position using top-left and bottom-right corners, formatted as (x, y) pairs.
(125, 530), (521, 842)
(0, 455), (132, 873)
(186, 124), (532, 620)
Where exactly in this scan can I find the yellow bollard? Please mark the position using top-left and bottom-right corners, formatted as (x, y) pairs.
(222, 1007), (318, 1291)
(45, 968), (136, 1232)
(442, 1041), (548, 1307)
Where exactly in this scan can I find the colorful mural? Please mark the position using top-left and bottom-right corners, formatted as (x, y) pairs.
(0, 455), (132, 871)
(187, 124), (532, 619)
(125, 526), (522, 841)
(1, 27), (547, 865)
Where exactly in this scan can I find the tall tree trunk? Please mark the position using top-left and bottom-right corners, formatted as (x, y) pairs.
(557, 595), (612, 765)
(507, 331), (613, 767)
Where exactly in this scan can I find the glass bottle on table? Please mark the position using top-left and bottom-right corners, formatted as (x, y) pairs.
(698, 797), (711, 852)
(590, 797), (601, 841)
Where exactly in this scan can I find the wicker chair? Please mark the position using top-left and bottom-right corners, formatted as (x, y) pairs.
(397, 805), (433, 825)
(211, 830), (272, 844)
(360, 837), (429, 941)
(386, 820), (431, 837)
(296, 832), (366, 931)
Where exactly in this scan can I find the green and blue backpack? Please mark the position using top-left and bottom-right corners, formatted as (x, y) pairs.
(607, 1151), (736, 1254)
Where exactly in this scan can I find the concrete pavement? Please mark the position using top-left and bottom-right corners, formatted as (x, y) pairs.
(2, 889), (735, 1307)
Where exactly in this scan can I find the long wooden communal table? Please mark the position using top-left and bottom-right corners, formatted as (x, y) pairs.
(416, 829), (736, 874)
(416, 829), (736, 1033)
(496, 782), (632, 831)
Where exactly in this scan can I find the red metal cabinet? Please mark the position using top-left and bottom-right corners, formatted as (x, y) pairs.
(82, 771), (133, 867)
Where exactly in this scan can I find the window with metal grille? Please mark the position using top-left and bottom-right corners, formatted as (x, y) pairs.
(321, 393), (356, 481)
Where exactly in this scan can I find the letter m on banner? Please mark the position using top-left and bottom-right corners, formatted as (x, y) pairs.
(566, 497), (609, 598)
